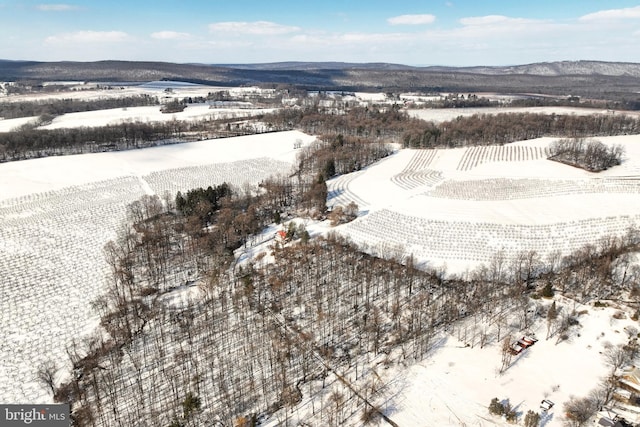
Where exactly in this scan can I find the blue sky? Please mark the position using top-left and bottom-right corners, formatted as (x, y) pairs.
(1, 0), (640, 66)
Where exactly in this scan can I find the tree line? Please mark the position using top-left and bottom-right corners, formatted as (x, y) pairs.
(0, 121), (189, 161)
(0, 94), (158, 119)
(266, 106), (412, 142)
(296, 134), (393, 179)
(0, 115), (269, 162)
(401, 112), (640, 148)
(509, 96), (640, 111)
(264, 106), (640, 150)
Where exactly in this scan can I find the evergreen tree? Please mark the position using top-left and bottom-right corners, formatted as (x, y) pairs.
(182, 392), (201, 420)
(541, 282), (554, 298)
(489, 397), (504, 415)
(546, 301), (558, 339)
(323, 158), (336, 179)
(175, 191), (186, 214)
(524, 410), (540, 427)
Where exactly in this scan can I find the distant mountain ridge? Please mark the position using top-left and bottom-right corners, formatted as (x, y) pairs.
(438, 61), (640, 77)
(217, 60), (640, 77)
(1, 59), (639, 96)
(216, 61), (417, 71)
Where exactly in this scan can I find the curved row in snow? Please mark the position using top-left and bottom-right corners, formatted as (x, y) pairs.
(328, 135), (640, 274)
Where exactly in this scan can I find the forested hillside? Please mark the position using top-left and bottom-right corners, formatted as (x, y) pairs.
(52, 188), (640, 426)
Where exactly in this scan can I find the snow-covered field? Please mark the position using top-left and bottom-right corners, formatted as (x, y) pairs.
(0, 116), (39, 132)
(329, 135), (640, 275)
(0, 105), (276, 132)
(0, 130), (315, 403)
(39, 104), (276, 130)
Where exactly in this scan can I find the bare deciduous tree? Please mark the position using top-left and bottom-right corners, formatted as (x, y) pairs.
(36, 361), (58, 395)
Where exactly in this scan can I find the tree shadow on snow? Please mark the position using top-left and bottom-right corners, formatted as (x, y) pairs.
(505, 345), (532, 371)
(539, 410), (554, 427)
(327, 188), (344, 202)
(426, 335), (449, 356)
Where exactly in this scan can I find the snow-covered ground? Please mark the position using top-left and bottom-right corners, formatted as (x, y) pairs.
(0, 131), (311, 200)
(386, 300), (637, 426)
(254, 266), (638, 427)
(38, 104), (276, 130)
(0, 116), (40, 132)
(0, 130), (315, 403)
(329, 135), (640, 275)
(0, 104), (275, 133)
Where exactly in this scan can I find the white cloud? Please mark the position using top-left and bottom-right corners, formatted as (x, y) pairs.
(151, 31), (191, 40)
(208, 21), (300, 36)
(340, 32), (409, 43)
(36, 4), (78, 11)
(448, 14), (560, 45)
(459, 15), (537, 26)
(387, 14), (436, 25)
(579, 6), (640, 22)
(45, 31), (129, 44)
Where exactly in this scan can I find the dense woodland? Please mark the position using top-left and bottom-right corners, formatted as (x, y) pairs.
(295, 135), (393, 178)
(400, 112), (640, 148)
(548, 138), (625, 172)
(266, 106), (413, 142)
(264, 107), (640, 149)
